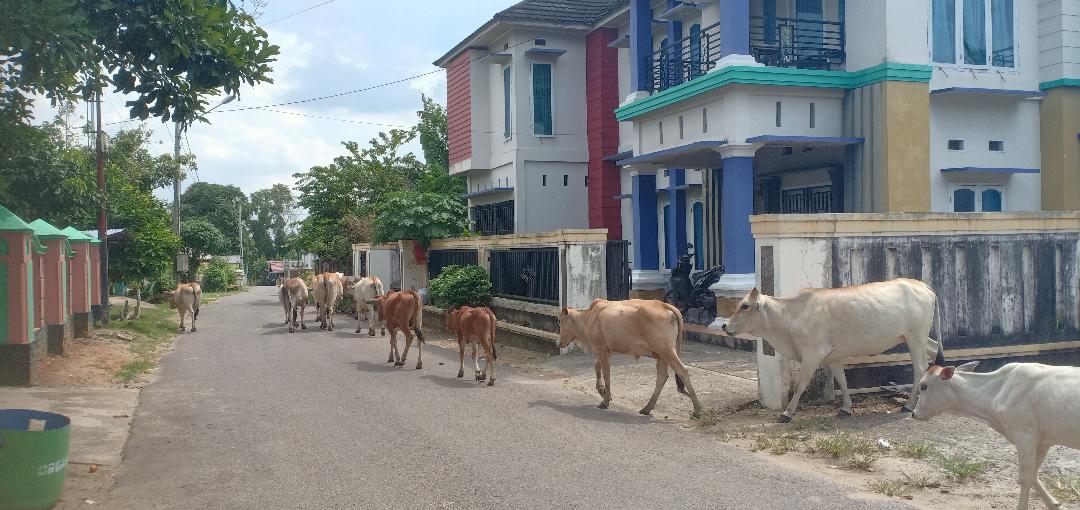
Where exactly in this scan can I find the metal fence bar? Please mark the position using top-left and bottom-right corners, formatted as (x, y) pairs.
(606, 240), (631, 301)
(427, 249), (479, 281)
(489, 247), (559, 305)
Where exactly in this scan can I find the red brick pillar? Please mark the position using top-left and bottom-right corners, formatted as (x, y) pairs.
(61, 227), (93, 339)
(586, 27), (624, 240)
(0, 205), (45, 385)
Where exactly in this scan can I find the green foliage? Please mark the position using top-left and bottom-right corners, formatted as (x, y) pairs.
(153, 268), (177, 296)
(108, 179), (181, 287)
(180, 218), (229, 262)
(247, 183), (294, 259)
(933, 453), (987, 483)
(1, 0), (278, 130)
(373, 191), (468, 246)
(416, 95), (449, 171)
(180, 182), (247, 244)
(200, 258), (235, 292)
(428, 265), (492, 309)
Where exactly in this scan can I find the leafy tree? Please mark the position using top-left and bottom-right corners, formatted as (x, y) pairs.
(372, 191), (468, 246)
(200, 257), (235, 292)
(180, 218), (229, 263)
(180, 181), (247, 248)
(248, 183), (294, 259)
(416, 95), (448, 171)
(428, 265), (492, 309)
(108, 178), (181, 288)
(1, 0), (278, 131)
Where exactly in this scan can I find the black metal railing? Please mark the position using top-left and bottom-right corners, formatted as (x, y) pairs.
(782, 185), (833, 213)
(489, 247), (559, 305)
(471, 200), (514, 236)
(750, 16), (845, 70)
(649, 21), (722, 92)
(427, 249), (479, 281)
(606, 240), (632, 301)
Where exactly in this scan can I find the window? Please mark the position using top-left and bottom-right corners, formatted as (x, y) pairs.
(951, 185), (1004, 212)
(763, 0), (777, 44)
(678, 115), (684, 139)
(989, 140), (1004, 152)
(782, 185), (833, 213)
(702, 108), (708, 133)
(932, 0), (1014, 67)
(503, 66), (512, 139)
(584, 175), (589, 187)
(775, 101), (782, 127)
(471, 200), (515, 236)
(948, 139), (965, 151)
(796, 0), (824, 49)
(809, 103), (816, 128)
(659, 121), (664, 144)
(542, 174), (547, 186)
(562, 174), (568, 187)
(532, 63), (553, 136)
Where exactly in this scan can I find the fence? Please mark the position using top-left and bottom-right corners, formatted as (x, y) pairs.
(606, 240), (631, 301)
(489, 248), (560, 305)
(427, 249), (479, 281)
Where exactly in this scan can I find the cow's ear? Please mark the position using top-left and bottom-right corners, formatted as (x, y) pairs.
(939, 366), (956, 380)
(956, 361), (979, 373)
(748, 288), (760, 300)
(561, 306), (568, 316)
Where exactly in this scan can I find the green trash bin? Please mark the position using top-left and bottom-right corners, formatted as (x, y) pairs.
(0, 409), (71, 510)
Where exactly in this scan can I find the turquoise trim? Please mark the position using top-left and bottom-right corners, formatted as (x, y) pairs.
(616, 62), (933, 121)
(1039, 78), (1080, 90)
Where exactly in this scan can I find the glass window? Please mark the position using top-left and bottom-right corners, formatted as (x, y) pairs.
(991, 0), (1014, 67)
(963, 0), (986, 65)
(981, 188), (1002, 212)
(503, 66), (512, 139)
(763, 0), (777, 44)
(932, 0), (956, 63)
(953, 188), (976, 212)
(532, 63), (553, 136)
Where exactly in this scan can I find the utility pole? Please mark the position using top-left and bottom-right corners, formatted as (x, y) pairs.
(95, 85), (110, 325)
(173, 121), (183, 281)
(237, 199), (245, 286)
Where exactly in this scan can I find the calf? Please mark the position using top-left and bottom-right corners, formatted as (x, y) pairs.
(447, 306), (498, 384)
(372, 290), (424, 369)
(722, 278), (941, 422)
(914, 357), (1080, 510)
(164, 283), (201, 333)
(558, 299), (702, 417)
(279, 278), (308, 333)
(313, 272), (344, 331)
(352, 276), (385, 336)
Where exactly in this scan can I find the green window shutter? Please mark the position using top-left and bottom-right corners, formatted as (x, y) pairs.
(532, 63), (553, 136)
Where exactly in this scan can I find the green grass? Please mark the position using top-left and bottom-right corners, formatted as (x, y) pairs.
(114, 360), (154, 383)
(899, 471), (937, 490)
(896, 440), (938, 460)
(105, 305), (180, 382)
(934, 453), (987, 483)
(846, 453), (879, 471)
(751, 431), (803, 455)
(691, 409), (722, 430)
(1046, 474), (1080, 503)
(813, 431), (878, 459)
(868, 478), (909, 497)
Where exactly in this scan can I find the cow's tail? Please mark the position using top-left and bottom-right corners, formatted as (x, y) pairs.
(932, 285), (946, 366)
(411, 293), (425, 343)
(662, 303), (690, 396)
(487, 307), (498, 360)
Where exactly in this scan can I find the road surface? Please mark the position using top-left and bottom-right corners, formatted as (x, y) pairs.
(105, 288), (911, 509)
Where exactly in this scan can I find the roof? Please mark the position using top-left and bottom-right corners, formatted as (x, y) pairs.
(60, 226), (93, 243)
(0, 205), (33, 232)
(434, 0), (627, 66)
(28, 219), (67, 240)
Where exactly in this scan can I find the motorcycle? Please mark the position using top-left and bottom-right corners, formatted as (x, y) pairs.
(663, 245), (725, 323)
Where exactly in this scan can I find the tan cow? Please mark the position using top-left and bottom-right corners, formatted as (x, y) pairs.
(279, 278), (309, 333)
(164, 283), (202, 333)
(352, 276), (385, 336)
(372, 290), (424, 369)
(447, 306), (498, 384)
(313, 272), (344, 331)
(558, 299), (702, 416)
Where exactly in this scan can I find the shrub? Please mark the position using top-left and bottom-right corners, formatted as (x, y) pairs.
(428, 265), (491, 309)
(201, 258), (235, 292)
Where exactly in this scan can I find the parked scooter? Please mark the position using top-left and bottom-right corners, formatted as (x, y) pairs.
(663, 245), (725, 323)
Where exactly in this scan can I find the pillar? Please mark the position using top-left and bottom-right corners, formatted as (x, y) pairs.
(666, 169), (688, 268)
(666, 1), (684, 88)
(0, 205), (46, 385)
(61, 227), (93, 339)
(1040, 86), (1080, 211)
(629, 168), (666, 295)
(88, 236), (104, 325)
(718, 0), (750, 57)
(30, 219), (73, 356)
(721, 156), (755, 275)
(586, 27), (624, 239)
(629, 0), (654, 95)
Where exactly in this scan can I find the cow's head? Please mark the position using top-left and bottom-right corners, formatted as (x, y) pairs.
(557, 306), (582, 348)
(368, 295), (386, 321)
(446, 307), (465, 333)
(163, 290), (177, 309)
(911, 359), (980, 421)
(721, 288), (763, 337)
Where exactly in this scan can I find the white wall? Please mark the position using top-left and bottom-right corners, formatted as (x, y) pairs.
(929, 94), (1042, 211)
(518, 161), (590, 233)
(367, 248), (400, 290)
(1038, 0), (1080, 83)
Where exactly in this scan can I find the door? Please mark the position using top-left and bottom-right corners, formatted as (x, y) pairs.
(951, 185), (1004, 212)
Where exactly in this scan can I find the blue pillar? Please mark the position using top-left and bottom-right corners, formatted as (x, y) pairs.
(719, 0), (751, 57)
(721, 157), (755, 274)
(666, 1), (683, 88)
(666, 169), (688, 268)
(630, 0), (654, 93)
(632, 173), (660, 270)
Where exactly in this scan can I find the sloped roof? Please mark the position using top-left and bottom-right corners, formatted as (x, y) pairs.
(494, 0), (626, 25)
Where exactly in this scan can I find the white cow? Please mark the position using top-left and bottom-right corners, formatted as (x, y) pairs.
(164, 283), (202, 333)
(352, 276), (386, 336)
(313, 272), (344, 331)
(914, 359), (1080, 510)
(279, 278), (308, 333)
(722, 278), (942, 422)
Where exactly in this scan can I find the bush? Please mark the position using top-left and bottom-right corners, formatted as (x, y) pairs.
(201, 258), (235, 292)
(428, 265), (491, 309)
(151, 270), (177, 296)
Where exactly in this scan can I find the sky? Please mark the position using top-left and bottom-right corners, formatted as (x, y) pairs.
(31, 0), (514, 202)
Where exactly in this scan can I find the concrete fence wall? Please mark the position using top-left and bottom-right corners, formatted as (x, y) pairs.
(750, 212), (1080, 411)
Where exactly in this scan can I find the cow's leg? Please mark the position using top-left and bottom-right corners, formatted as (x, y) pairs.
(639, 357), (670, 415)
(399, 330), (414, 367)
(780, 354), (826, 423)
(388, 330), (400, 364)
(327, 305), (335, 331)
(414, 331), (423, 370)
(178, 310), (186, 332)
(190, 309), (196, 332)
(1033, 444), (1060, 509)
(457, 338), (466, 378)
(1016, 439), (1039, 510)
(484, 339), (496, 386)
(666, 354), (703, 417)
(472, 342), (483, 381)
(354, 306), (363, 334)
(598, 355), (612, 409)
(299, 302), (307, 329)
(593, 361), (604, 397)
(827, 361), (853, 417)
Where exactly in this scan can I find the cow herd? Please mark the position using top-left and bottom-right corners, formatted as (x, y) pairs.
(163, 273), (1076, 510)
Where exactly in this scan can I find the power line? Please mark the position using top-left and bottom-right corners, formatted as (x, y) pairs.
(263, 0), (336, 25)
(183, 132), (200, 183)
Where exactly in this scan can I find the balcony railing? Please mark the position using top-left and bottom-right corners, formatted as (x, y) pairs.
(750, 16), (845, 70)
(649, 21), (722, 92)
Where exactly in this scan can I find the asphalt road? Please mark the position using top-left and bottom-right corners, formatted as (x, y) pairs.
(105, 288), (913, 510)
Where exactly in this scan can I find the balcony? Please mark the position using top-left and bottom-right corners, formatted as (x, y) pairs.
(649, 21), (722, 93)
(749, 15), (845, 70)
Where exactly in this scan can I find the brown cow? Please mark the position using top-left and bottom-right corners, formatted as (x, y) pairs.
(558, 299), (703, 417)
(447, 306), (498, 384)
(372, 290), (424, 369)
(164, 283), (202, 333)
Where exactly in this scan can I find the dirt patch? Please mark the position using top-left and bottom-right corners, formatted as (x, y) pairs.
(54, 463), (119, 509)
(37, 335), (141, 388)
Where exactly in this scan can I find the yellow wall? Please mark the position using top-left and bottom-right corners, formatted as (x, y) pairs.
(882, 81), (931, 212)
(1040, 87), (1080, 211)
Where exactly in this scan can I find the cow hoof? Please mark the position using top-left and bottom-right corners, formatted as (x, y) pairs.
(289, 328), (295, 333)
(639, 408), (652, 416)
(598, 402), (609, 410)
(394, 362), (404, 367)
(369, 331), (375, 337)
(900, 406), (914, 414)
(777, 414), (792, 424)
(301, 324), (307, 329)
(691, 409), (703, 419)
(457, 371), (464, 378)
(487, 379), (494, 387)
(191, 327), (196, 332)
(415, 363), (422, 370)
(837, 409), (853, 419)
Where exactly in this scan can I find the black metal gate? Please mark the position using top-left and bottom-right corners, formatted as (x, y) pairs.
(427, 249), (479, 280)
(489, 247), (559, 305)
(606, 240), (632, 301)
